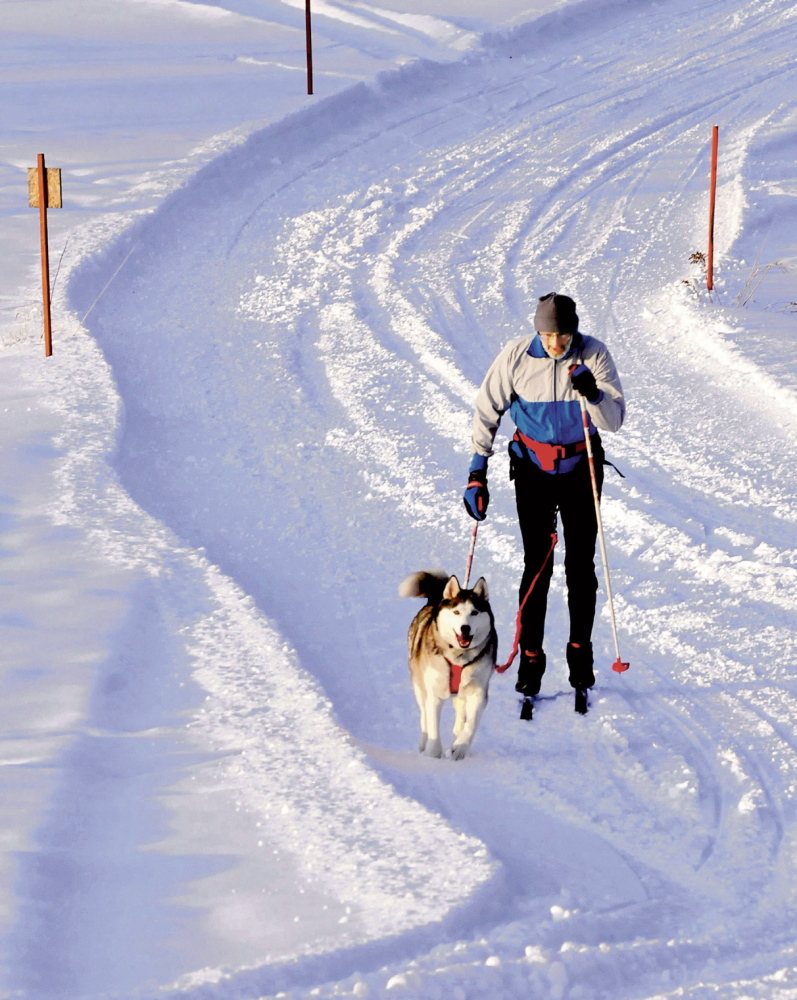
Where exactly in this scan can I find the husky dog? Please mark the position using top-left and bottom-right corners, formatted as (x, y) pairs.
(399, 571), (496, 760)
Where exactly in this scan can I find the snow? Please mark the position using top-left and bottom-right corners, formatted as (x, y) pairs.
(2, 0), (797, 997)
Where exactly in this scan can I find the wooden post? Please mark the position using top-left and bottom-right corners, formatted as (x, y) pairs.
(28, 155), (62, 357)
(305, 0), (313, 95)
(37, 154), (53, 356)
(707, 125), (719, 292)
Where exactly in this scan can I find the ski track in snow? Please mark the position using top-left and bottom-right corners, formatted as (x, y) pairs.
(7, 0), (797, 996)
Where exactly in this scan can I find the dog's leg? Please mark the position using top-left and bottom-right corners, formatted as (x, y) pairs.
(452, 694), (466, 740)
(451, 687), (488, 761)
(423, 694), (444, 758)
(413, 679), (428, 752)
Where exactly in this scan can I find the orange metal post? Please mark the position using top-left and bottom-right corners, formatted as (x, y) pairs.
(707, 125), (719, 292)
(305, 0), (313, 95)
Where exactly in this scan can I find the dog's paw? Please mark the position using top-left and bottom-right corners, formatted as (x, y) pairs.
(424, 737), (443, 758)
(450, 743), (469, 761)
(418, 733), (427, 753)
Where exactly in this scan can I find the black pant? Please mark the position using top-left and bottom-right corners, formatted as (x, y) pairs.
(512, 443), (604, 653)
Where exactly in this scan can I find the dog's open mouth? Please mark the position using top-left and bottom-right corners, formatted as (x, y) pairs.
(455, 634), (472, 648)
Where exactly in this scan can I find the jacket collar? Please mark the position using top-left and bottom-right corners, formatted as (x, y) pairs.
(528, 331), (583, 360)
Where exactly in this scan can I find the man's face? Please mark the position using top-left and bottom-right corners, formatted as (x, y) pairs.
(539, 331), (572, 358)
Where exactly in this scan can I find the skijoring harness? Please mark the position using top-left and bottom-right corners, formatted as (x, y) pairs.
(512, 428), (588, 472)
(513, 427), (624, 479)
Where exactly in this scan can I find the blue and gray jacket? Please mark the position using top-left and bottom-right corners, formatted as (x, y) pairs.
(471, 331), (625, 475)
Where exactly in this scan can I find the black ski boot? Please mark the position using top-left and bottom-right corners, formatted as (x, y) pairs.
(567, 643), (594, 715)
(566, 642), (595, 687)
(516, 650), (545, 721)
(515, 650), (546, 696)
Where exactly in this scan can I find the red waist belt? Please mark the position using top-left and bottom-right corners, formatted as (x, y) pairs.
(513, 430), (587, 472)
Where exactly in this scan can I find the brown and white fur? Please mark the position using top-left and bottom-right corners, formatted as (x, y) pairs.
(399, 571), (496, 760)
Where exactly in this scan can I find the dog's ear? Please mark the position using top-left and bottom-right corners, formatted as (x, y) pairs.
(471, 576), (489, 600)
(443, 576), (461, 600)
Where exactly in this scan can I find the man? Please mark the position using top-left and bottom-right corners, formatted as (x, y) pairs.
(463, 292), (625, 702)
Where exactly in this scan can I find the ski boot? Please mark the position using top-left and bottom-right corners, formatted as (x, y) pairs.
(567, 642), (594, 715)
(516, 650), (546, 721)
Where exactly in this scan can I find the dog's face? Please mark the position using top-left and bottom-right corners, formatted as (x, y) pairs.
(436, 576), (493, 652)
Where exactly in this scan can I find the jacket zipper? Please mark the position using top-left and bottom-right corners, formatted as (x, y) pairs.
(552, 356), (559, 441)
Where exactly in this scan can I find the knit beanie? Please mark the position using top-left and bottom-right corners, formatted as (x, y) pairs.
(534, 292), (579, 334)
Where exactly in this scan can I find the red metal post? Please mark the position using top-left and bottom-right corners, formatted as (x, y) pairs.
(305, 0), (313, 95)
(37, 153), (53, 357)
(707, 125), (719, 292)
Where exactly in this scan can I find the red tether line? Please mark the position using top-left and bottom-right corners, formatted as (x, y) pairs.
(463, 521), (479, 589)
(494, 532), (558, 674)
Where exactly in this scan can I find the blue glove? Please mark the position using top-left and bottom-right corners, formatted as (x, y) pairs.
(463, 454), (489, 521)
(569, 364), (602, 403)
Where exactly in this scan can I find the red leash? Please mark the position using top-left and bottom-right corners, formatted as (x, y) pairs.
(463, 521), (479, 589)
(495, 532), (558, 674)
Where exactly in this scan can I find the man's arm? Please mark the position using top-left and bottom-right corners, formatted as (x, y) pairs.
(584, 345), (625, 433)
(463, 338), (524, 521)
(470, 340), (523, 456)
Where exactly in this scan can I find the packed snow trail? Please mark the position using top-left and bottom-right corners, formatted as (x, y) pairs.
(32, 0), (797, 995)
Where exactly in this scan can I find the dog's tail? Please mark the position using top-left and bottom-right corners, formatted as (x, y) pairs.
(399, 569), (449, 605)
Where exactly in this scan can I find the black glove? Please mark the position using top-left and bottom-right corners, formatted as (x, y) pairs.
(463, 468), (489, 521)
(569, 364), (601, 403)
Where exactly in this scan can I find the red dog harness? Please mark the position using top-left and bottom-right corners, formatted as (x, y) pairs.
(446, 660), (464, 694)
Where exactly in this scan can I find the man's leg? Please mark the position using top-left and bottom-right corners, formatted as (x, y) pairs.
(514, 462), (557, 694)
(559, 454), (603, 688)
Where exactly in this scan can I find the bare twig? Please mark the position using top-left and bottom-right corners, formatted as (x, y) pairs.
(736, 261), (787, 308)
(736, 228), (771, 306)
(80, 244), (137, 324)
(50, 235), (70, 301)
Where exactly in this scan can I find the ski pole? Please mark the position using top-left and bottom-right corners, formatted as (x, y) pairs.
(576, 391), (629, 673)
(463, 521), (479, 589)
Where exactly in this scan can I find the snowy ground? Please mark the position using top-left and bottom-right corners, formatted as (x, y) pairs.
(2, 0), (797, 997)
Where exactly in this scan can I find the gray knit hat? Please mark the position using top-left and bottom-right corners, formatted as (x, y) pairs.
(534, 292), (579, 334)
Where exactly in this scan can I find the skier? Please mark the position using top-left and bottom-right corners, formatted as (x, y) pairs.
(463, 292), (625, 707)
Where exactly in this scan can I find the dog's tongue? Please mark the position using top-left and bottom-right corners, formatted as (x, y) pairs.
(456, 634), (471, 648)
